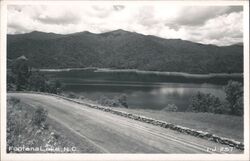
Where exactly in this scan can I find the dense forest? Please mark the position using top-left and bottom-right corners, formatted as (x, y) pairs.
(7, 30), (243, 74)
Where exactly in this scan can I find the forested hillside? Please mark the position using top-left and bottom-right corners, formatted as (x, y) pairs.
(7, 30), (243, 74)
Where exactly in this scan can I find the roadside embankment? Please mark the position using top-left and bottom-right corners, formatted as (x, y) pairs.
(7, 96), (100, 153)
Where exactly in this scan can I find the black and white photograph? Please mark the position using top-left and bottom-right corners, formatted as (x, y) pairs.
(0, 0), (249, 161)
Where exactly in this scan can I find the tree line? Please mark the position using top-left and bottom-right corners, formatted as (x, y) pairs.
(7, 56), (62, 94)
(188, 80), (243, 116)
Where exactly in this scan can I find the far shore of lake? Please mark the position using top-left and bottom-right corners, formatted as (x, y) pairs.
(37, 67), (243, 79)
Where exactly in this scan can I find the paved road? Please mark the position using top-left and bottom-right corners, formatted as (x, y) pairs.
(8, 93), (242, 153)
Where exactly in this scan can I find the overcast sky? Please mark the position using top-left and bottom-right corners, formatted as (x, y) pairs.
(8, 5), (243, 46)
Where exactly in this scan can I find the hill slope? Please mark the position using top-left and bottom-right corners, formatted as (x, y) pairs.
(7, 30), (243, 74)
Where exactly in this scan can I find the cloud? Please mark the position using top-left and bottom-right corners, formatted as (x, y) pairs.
(7, 6), (38, 33)
(113, 5), (125, 11)
(135, 6), (159, 27)
(8, 22), (30, 34)
(37, 13), (80, 25)
(7, 5), (243, 46)
(34, 6), (81, 25)
(182, 11), (243, 46)
(165, 6), (243, 28)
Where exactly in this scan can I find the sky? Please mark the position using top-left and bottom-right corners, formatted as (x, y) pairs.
(7, 5), (243, 46)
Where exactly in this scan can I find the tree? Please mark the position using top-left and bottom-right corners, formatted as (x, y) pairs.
(28, 71), (47, 92)
(11, 56), (31, 91)
(224, 81), (243, 116)
(7, 72), (16, 91)
(188, 92), (222, 113)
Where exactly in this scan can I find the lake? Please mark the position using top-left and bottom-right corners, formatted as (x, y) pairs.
(42, 68), (243, 111)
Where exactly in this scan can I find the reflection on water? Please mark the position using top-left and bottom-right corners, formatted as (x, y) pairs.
(43, 70), (231, 111)
(62, 83), (225, 111)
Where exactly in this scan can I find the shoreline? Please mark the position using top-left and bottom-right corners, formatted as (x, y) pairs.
(37, 67), (243, 78)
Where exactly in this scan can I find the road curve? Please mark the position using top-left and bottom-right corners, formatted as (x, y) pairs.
(8, 93), (242, 154)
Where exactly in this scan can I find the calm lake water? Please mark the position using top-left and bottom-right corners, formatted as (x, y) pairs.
(43, 69), (242, 111)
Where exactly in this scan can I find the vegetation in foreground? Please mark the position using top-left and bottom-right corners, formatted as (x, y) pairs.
(7, 97), (99, 153)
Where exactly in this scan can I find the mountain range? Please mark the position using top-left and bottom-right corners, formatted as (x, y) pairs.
(7, 29), (243, 74)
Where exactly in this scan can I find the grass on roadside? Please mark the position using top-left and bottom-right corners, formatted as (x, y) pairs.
(115, 107), (243, 142)
(7, 96), (100, 153)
